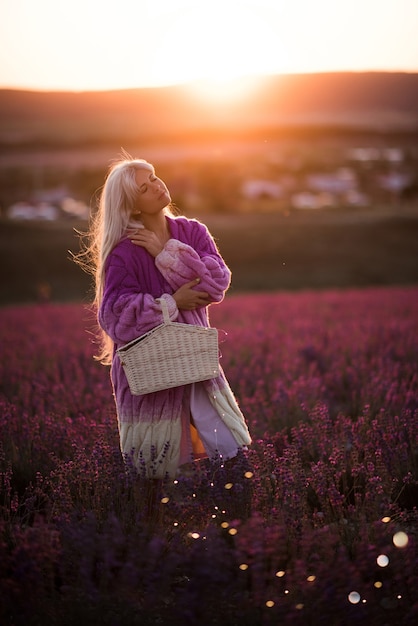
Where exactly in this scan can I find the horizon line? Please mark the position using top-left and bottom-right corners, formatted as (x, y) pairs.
(1, 68), (418, 94)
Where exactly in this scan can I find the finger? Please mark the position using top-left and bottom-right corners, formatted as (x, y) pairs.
(194, 292), (209, 302)
(132, 233), (150, 241)
(184, 278), (201, 288)
(130, 233), (150, 244)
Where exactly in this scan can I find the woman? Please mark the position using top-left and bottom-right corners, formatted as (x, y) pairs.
(87, 155), (251, 483)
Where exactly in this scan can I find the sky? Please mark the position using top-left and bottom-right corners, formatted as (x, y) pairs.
(0, 0), (417, 93)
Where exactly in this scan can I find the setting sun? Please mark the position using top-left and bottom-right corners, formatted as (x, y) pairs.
(150, 1), (282, 86)
(186, 76), (264, 104)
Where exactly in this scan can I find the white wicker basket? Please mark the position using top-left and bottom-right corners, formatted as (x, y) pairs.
(117, 298), (220, 395)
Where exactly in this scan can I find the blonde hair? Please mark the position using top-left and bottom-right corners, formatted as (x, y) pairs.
(76, 154), (173, 364)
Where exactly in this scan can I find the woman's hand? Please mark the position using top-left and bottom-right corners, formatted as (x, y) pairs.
(130, 229), (165, 258)
(173, 278), (211, 310)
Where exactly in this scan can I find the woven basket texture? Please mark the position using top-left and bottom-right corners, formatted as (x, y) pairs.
(117, 299), (219, 395)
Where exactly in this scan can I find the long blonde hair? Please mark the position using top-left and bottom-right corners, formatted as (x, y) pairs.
(77, 155), (172, 364)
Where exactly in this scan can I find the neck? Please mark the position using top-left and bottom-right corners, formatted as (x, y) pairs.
(141, 211), (170, 237)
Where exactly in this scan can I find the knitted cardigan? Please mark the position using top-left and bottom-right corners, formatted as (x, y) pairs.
(98, 215), (251, 478)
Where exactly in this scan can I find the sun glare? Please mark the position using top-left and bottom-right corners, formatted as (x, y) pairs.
(150, 1), (282, 92)
(187, 75), (263, 104)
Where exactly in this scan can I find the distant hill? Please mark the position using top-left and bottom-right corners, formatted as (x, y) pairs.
(0, 72), (417, 146)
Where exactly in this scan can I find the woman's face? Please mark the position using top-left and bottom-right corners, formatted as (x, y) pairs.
(134, 168), (171, 215)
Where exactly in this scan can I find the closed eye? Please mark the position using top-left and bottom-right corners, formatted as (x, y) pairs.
(140, 174), (157, 193)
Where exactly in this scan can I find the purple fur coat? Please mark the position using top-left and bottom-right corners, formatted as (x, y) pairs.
(98, 215), (251, 478)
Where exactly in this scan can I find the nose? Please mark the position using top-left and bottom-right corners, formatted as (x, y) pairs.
(156, 182), (166, 197)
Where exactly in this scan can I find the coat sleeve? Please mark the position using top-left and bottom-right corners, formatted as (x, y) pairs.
(155, 220), (231, 302)
(98, 251), (178, 345)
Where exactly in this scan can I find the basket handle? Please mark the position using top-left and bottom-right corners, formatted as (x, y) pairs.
(157, 297), (172, 324)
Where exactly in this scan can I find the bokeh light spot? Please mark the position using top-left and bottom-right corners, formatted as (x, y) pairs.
(393, 531), (409, 548)
(377, 554), (389, 567)
(348, 591), (361, 604)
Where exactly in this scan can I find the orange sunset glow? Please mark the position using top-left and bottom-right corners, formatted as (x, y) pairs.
(0, 0), (417, 94)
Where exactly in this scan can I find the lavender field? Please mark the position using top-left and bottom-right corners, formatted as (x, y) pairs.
(1, 286), (417, 625)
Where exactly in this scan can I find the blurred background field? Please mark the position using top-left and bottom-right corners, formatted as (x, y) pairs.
(1, 72), (418, 305)
(1, 207), (418, 305)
